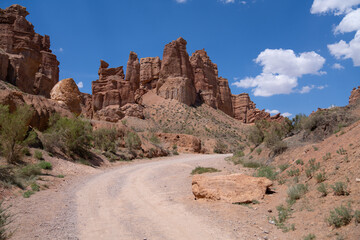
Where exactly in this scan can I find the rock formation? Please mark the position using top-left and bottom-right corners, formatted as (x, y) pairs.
(50, 78), (82, 115)
(125, 51), (140, 90)
(192, 174), (273, 203)
(0, 4), (59, 98)
(156, 133), (201, 153)
(140, 57), (161, 90)
(156, 37), (196, 106)
(349, 86), (360, 105)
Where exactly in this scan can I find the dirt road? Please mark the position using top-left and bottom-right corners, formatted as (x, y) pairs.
(10, 154), (257, 240)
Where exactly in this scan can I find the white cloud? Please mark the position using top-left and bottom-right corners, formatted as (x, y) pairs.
(77, 81), (83, 89)
(266, 109), (280, 115)
(59, 48), (64, 52)
(299, 85), (315, 94)
(232, 49), (326, 97)
(240, 1), (247, 4)
(332, 63), (344, 69)
(328, 30), (360, 66)
(220, 0), (235, 3)
(281, 112), (292, 118)
(311, 0), (360, 15)
(335, 8), (360, 33)
(176, 0), (187, 3)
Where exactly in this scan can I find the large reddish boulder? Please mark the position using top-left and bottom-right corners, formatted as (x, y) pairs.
(156, 133), (201, 153)
(192, 174), (273, 203)
(157, 38), (196, 105)
(50, 78), (82, 115)
(0, 4), (59, 98)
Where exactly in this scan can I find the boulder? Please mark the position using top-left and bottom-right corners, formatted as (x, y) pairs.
(192, 174), (273, 203)
(0, 4), (59, 97)
(156, 133), (201, 153)
(50, 78), (81, 115)
(120, 103), (144, 119)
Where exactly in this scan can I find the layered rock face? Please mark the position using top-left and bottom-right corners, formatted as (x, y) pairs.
(156, 37), (196, 106)
(0, 5), (59, 98)
(140, 57), (161, 90)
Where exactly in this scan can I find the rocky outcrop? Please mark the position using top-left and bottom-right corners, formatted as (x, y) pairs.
(50, 78), (81, 115)
(192, 174), (273, 203)
(125, 51), (140, 90)
(0, 80), (72, 131)
(140, 57), (161, 90)
(80, 93), (93, 118)
(217, 77), (234, 117)
(156, 133), (201, 153)
(156, 38), (196, 105)
(0, 5), (59, 98)
(349, 86), (360, 105)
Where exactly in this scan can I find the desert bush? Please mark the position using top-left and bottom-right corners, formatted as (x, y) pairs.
(354, 210), (360, 224)
(303, 234), (316, 240)
(242, 161), (262, 168)
(214, 140), (228, 154)
(279, 164), (289, 172)
(18, 164), (41, 179)
(34, 150), (43, 160)
(191, 166), (220, 175)
(287, 168), (300, 177)
(23, 190), (34, 198)
(327, 205), (353, 228)
(0, 201), (12, 240)
(305, 158), (320, 178)
(172, 144), (179, 155)
(292, 114), (308, 132)
(93, 128), (118, 152)
(30, 182), (40, 192)
(256, 148), (262, 155)
(331, 182), (349, 196)
(248, 126), (264, 146)
(22, 147), (31, 156)
(271, 141), (288, 156)
(287, 184), (308, 204)
(149, 134), (161, 145)
(315, 172), (326, 183)
(124, 132), (141, 150)
(271, 204), (294, 232)
(255, 166), (277, 180)
(233, 150), (245, 158)
(0, 104), (33, 164)
(317, 183), (328, 197)
(336, 147), (347, 155)
(295, 159), (304, 165)
(43, 115), (92, 157)
(38, 161), (52, 170)
(323, 152), (331, 161)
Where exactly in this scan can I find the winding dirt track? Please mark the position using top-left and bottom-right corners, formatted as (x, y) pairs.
(76, 154), (234, 240)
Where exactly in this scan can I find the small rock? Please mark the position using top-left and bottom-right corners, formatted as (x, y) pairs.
(267, 209), (272, 213)
(356, 178), (360, 182)
(269, 220), (275, 225)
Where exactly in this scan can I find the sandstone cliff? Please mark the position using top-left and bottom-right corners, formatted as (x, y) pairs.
(0, 5), (59, 98)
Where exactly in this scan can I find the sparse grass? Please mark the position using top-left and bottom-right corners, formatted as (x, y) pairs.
(315, 172), (327, 183)
(279, 164), (289, 172)
(34, 150), (43, 160)
(191, 166), (220, 175)
(317, 183), (328, 197)
(18, 164), (41, 179)
(303, 233), (316, 240)
(233, 150), (244, 158)
(242, 161), (262, 168)
(295, 159), (304, 165)
(214, 140), (228, 154)
(256, 148), (262, 155)
(22, 147), (31, 156)
(38, 161), (52, 170)
(323, 152), (331, 161)
(331, 182), (349, 196)
(30, 182), (40, 192)
(327, 204), (353, 228)
(149, 134), (161, 145)
(271, 204), (295, 232)
(354, 210), (360, 225)
(287, 168), (300, 177)
(57, 174), (65, 178)
(305, 158), (320, 178)
(287, 184), (308, 205)
(312, 146), (319, 151)
(23, 190), (34, 198)
(336, 147), (347, 155)
(0, 201), (12, 240)
(254, 166), (277, 180)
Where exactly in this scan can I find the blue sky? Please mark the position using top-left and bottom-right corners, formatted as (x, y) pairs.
(1, 0), (360, 117)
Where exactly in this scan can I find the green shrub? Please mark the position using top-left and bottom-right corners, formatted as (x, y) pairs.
(149, 134), (161, 145)
(93, 128), (118, 152)
(34, 150), (43, 160)
(305, 158), (320, 178)
(234, 150), (245, 158)
(327, 205), (353, 228)
(255, 166), (277, 180)
(44, 115), (93, 157)
(172, 144), (179, 155)
(256, 148), (262, 155)
(323, 153), (331, 161)
(22, 147), (31, 156)
(248, 126), (264, 146)
(336, 147), (347, 155)
(331, 182), (349, 196)
(0, 201), (12, 240)
(0, 104), (34, 164)
(214, 140), (228, 154)
(315, 172), (326, 183)
(303, 233), (316, 240)
(38, 161), (52, 170)
(124, 132), (141, 150)
(191, 167), (220, 175)
(243, 161), (262, 168)
(18, 164), (41, 178)
(287, 168), (300, 177)
(295, 159), (304, 165)
(30, 182), (40, 192)
(354, 210), (360, 224)
(279, 164), (289, 172)
(57, 175), (65, 178)
(287, 184), (308, 204)
(292, 113), (308, 132)
(23, 190), (34, 198)
(317, 183), (328, 197)
(271, 205), (294, 232)
(271, 140), (288, 156)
